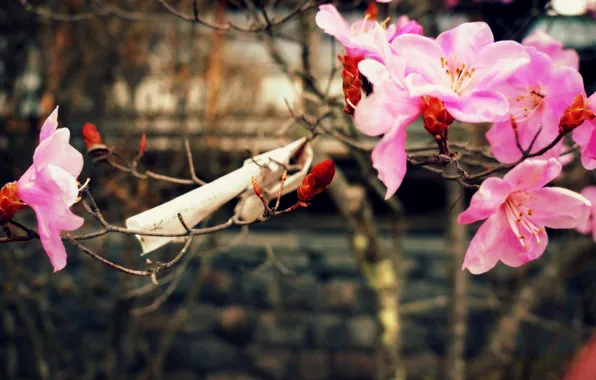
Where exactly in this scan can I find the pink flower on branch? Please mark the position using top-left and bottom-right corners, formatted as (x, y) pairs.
(16, 106), (85, 272)
(353, 28), (424, 198)
(458, 159), (591, 274)
(315, 3), (422, 61)
(391, 22), (530, 123)
(486, 47), (584, 163)
(576, 186), (596, 241)
(522, 30), (580, 70)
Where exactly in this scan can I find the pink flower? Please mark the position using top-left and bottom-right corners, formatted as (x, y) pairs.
(486, 47), (584, 163)
(391, 22), (530, 123)
(570, 93), (596, 169)
(522, 30), (580, 70)
(16, 106), (85, 272)
(315, 4), (422, 60)
(458, 158), (591, 274)
(353, 28), (423, 198)
(576, 186), (596, 241)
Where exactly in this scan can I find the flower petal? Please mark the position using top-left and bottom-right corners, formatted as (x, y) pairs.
(525, 187), (591, 229)
(461, 212), (503, 274)
(39, 106), (59, 142)
(371, 123), (408, 199)
(33, 129), (84, 178)
(31, 205), (68, 272)
(497, 220), (548, 268)
(444, 90), (509, 123)
(315, 5), (352, 46)
(503, 158), (561, 191)
(436, 22), (495, 62)
(458, 177), (512, 224)
(468, 41), (530, 90)
(486, 121), (523, 163)
(577, 186), (596, 235)
(391, 34), (449, 87)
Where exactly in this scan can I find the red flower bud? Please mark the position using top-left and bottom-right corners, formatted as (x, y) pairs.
(559, 94), (596, 134)
(297, 160), (335, 202)
(364, 3), (378, 21)
(138, 133), (147, 155)
(82, 123), (102, 149)
(0, 182), (26, 224)
(338, 54), (369, 115)
(421, 96), (454, 136)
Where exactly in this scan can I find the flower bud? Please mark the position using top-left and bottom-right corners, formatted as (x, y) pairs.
(138, 133), (147, 155)
(338, 54), (366, 115)
(559, 94), (596, 134)
(364, 3), (378, 21)
(421, 96), (455, 136)
(0, 182), (26, 224)
(82, 123), (102, 149)
(298, 160), (336, 202)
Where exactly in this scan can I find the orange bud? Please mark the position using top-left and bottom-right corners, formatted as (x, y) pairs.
(559, 94), (596, 134)
(421, 96), (454, 136)
(338, 54), (370, 115)
(0, 182), (26, 224)
(364, 3), (378, 21)
(82, 123), (102, 149)
(298, 160), (336, 202)
(138, 133), (147, 155)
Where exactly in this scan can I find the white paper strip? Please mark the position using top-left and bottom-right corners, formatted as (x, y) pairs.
(125, 138), (310, 255)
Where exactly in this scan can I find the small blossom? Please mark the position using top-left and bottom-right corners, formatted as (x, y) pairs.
(82, 122), (102, 149)
(576, 186), (596, 241)
(522, 30), (580, 70)
(0, 182), (26, 224)
(297, 160), (336, 202)
(569, 93), (596, 169)
(392, 22), (530, 123)
(16, 106), (85, 272)
(486, 47), (584, 163)
(458, 158), (591, 274)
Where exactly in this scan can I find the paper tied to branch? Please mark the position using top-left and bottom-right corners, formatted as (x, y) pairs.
(125, 138), (313, 255)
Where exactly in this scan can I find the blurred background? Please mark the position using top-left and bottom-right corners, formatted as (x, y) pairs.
(1, 0), (596, 379)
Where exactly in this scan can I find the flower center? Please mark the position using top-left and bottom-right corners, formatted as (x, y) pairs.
(503, 192), (545, 249)
(441, 56), (475, 94)
(510, 86), (545, 123)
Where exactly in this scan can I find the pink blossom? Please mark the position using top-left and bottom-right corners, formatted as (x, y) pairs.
(315, 4), (422, 60)
(16, 106), (85, 272)
(353, 28), (422, 198)
(486, 47), (584, 163)
(458, 158), (591, 274)
(576, 186), (596, 241)
(570, 93), (596, 169)
(391, 22), (530, 123)
(522, 30), (580, 70)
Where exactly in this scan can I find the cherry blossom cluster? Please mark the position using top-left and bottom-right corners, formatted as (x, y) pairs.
(317, 3), (596, 273)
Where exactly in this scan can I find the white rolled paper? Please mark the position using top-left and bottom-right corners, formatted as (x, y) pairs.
(125, 138), (310, 255)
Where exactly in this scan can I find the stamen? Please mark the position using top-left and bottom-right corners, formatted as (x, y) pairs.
(504, 196), (544, 249)
(78, 178), (91, 192)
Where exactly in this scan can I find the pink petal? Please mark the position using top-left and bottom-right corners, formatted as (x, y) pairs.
(436, 22), (495, 64)
(555, 49), (580, 70)
(461, 212), (502, 274)
(39, 106), (59, 142)
(458, 177), (512, 224)
(315, 5), (352, 47)
(522, 30), (563, 57)
(503, 158), (561, 191)
(360, 27), (405, 79)
(577, 186), (596, 235)
(497, 217), (549, 268)
(33, 129), (84, 178)
(391, 34), (449, 87)
(404, 73), (459, 101)
(371, 123), (408, 199)
(525, 187), (591, 229)
(468, 41), (530, 91)
(486, 121), (522, 163)
(354, 91), (395, 136)
(444, 90), (510, 123)
(33, 206), (70, 272)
